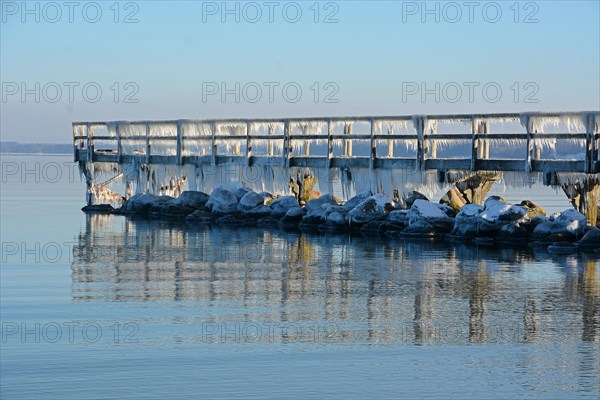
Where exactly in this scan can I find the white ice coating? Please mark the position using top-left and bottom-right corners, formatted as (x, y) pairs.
(79, 112), (598, 203)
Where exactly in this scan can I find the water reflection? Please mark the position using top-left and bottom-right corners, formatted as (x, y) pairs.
(72, 214), (599, 347)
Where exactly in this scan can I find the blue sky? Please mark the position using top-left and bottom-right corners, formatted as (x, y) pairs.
(1, 0), (599, 142)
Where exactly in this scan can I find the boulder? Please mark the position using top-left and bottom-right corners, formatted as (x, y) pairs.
(270, 196), (299, 218)
(519, 200), (546, 219)
(168, 191), (209, 208)
(244, 205), (273, 218)
(323, 205), (347, 222)
(234, 186), (251, 201)
(478, 199), (527, 234)
(305, 194), (339, 218)
(436, 203), (456, 218)
(387, 210), (408, 225)
(407, 200), (455, 233)
(484, 196), (507, 208)
(401, 220), (435, 236)
(342, 191), (372, 211)
(346, 194), (393, 226)
(326, 211), (347, 227)
(497, 223), (530, 240)
(531, 221), (554, 240)
(405, 191), (429, 208)
(281, 206), (304, 223)
(550, 209), (588, 239)
(206, 187), (239, 214)
(81, 204), (115, 213)
(121, 193), (173, 213)
(450, 204), (483, 237)
(576, 227), (600, 250)
(237, 191), (266, 212)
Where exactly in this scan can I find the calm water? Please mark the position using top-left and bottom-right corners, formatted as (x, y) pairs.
(1, 155), (599, 399)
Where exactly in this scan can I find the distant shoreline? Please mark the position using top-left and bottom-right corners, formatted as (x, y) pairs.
(0, 142), (72, 155)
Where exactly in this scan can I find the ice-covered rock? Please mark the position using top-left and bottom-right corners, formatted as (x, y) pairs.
(206, 187), (239, 214)
(237, 191), (266, 212)
(342, 191), (372, 211)
(450, 204), (483, 237)
(550, 209), (588, 238)
(167, 191), (209, 208)
(346, 194), (393, 226)
(387, 210), (408, 225)
(478, 199), (527, 234)
(326, 211), (346, 227)
(305, 194), (339, 218)
(121, 193), (173, 213)
(531, 221), (553, 240)
(407, 200), (455, 233)
(270, 196), (299, 218)
(405, 191), (429, 208)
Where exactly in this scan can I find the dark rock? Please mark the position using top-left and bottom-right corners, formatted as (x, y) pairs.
(405, 191), (429, 208)
(497, 223), (530, 240)
(519, 200), (546, 219)
(550, 209), (588, 239)
(237, 191), (266, 212)
(81, 204), (115, 213)
(400, 220), (435, 237)
(577, 227), (600, 249)
(270, 196), (299, 218)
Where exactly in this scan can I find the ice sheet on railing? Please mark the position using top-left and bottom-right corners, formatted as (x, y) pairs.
(148, 123), (177, 156)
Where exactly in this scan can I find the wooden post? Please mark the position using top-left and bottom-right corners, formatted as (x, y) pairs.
(343, 123), (353, 156)
(145, 123), (151, 164)
(471, 118), (478, 171)
(415, 117), (425, 170)
(387, 127), (394, 158)
(585, 113), (598, 173)
(246, 122), (252, 167)
(116, 123), (122, 163)
(525, 116), (534, 172)
(86, 124), (94, 162)
(268, 125), (274, 156)
(211, 122), (217, 166)
(176, 121), (183, 165)
(369, 119), (377, 170)
(303, 125), (310, 156)
(327, 120), (333, 168)
(283, 120), (291, 168)
(428, 121), (438, 159)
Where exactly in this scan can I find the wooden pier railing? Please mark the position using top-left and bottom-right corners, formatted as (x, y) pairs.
(73, 112), (599, 174)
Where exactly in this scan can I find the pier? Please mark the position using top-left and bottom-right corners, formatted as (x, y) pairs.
(73, 111), (600, 222)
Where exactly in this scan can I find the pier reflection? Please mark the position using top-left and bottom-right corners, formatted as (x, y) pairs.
(72, 214), (599, 347)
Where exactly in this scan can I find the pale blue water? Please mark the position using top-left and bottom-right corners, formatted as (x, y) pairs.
(1, 154), (598, 399)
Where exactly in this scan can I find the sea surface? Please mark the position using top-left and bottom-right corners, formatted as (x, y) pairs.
(1, 154), (599, 399)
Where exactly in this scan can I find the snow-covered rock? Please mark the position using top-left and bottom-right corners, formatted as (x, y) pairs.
(346, 194), (393, 226)
(405, 191), (429, 208)
(305, 194), (339, 218)
(326, 211), (347, 227)
(270, 196), (299, 217)
(450, 204), (483, 237)
(532, 221), (553, 240)
(550, 209), (588, 238)
(281, 206), (304, 223)
(205, 187), (239, 214)
(477, 199), (527, 234)
(167, 191), (209, 208)
(387, 210), (409, 225)
(121, 193), (173, 213)
(237, 191), (266, 212)
(407, 200), (455, 233)
(342, 191), (372, 211)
